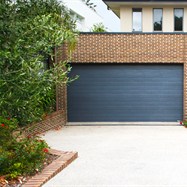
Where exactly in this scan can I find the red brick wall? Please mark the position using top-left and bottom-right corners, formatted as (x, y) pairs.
(67, 33), (186, 63)
(24, 110), (65, 136)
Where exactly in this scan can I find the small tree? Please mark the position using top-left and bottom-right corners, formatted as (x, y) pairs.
(0, 0), (78, 125)
(90, 23), (107, 32)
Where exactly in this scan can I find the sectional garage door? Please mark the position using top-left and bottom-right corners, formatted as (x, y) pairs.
(67, 64), (183, 122)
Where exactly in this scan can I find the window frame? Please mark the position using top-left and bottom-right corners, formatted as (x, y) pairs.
(132, 8), (143, 32)
(153, 8), (163, 32)
(174, 8), (184, 32)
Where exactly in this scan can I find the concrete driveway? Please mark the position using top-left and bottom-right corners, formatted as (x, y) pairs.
(43, 126), (187, 187)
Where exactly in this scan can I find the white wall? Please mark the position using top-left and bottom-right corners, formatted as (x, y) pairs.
(142, 7), (153, 32)
(120, 6), (132, 32)
(62, 0), (104, 31)
(163, 7), (173, 32)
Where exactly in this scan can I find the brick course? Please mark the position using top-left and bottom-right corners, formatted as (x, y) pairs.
(24, 110), (65, 136)
(62, 33), (187, 64)
(22, 149), (78, 187)
(59, 33), (187, 121)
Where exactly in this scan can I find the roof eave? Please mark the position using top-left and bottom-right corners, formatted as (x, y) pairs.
(102, 0), (187, 18)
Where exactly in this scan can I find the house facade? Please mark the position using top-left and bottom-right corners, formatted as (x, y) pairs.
(104, 0), (187, 32)
(57, 0), (187, 125)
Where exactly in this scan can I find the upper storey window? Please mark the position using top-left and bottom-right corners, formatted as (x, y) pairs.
(153, 9), (163, 31)
(133, 8), (142, 32)
(174, 8), (183, 31)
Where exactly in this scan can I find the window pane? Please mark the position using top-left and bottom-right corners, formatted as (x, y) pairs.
(153, 9), (163, 31)
(133, 9), (142, 32)
(174, 9), (183, 31)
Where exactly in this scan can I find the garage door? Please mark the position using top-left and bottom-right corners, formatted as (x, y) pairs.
(67, 64), (183, 122)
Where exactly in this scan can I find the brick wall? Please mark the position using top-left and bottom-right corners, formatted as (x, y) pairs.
(66, 33), (187, 63)
(24, 110), (65, 136)
(59, 33), (187, 120)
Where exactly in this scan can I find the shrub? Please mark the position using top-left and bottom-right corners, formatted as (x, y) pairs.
(0, 116), (49, 179)
(0, 0), (78, 126)
(182, 120), (187, 127)
(90, 23), (107, 32)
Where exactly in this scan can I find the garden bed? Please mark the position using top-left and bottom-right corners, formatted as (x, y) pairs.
(0, 149), (78, 187)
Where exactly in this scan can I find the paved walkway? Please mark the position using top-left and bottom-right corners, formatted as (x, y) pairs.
(43, 126), (187, 187)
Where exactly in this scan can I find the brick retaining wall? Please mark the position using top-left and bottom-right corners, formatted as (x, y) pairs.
(24, 110), (65, 136)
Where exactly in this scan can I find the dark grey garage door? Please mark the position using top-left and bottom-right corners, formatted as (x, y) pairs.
(67, 64), (183, 122)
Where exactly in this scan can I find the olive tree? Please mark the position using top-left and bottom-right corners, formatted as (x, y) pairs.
(0, 0), (77, 125)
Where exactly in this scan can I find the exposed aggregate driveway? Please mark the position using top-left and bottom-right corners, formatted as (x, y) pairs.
(43, 126), (187, 187)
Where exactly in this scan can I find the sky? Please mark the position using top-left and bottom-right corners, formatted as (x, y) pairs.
(91, 0), (120, 31)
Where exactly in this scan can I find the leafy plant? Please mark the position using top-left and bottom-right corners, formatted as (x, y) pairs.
(182, 120), (187, 127)
(0, 116), (49, 179)
(0, 0), (78, 125)
(90, 23), (107, 32)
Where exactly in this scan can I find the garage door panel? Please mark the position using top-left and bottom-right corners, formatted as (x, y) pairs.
(70, 108), (181, 112)
(68, 64), (183, 122)
(71, 82), (182, 89)
(71, 83), (182, 90)
(70, 90), (182, 96)
(68, 104), (182, 111)
(68, 94), (182, 102)
(69, 115), (181, 122)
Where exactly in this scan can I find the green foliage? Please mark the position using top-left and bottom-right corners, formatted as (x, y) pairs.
(182, 120), (187, 127)
(0, 0), (78, 125)
(0, 116), (49, 179)
(90, 23), (107, 32)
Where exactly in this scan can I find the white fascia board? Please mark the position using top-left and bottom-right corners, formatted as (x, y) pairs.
(106, 1), (187, 17)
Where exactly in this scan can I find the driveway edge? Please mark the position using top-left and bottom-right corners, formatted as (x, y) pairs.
(22, 149), (78, 187)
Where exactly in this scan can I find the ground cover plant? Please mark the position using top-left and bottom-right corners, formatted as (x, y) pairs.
(0, 116), (49, 179)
